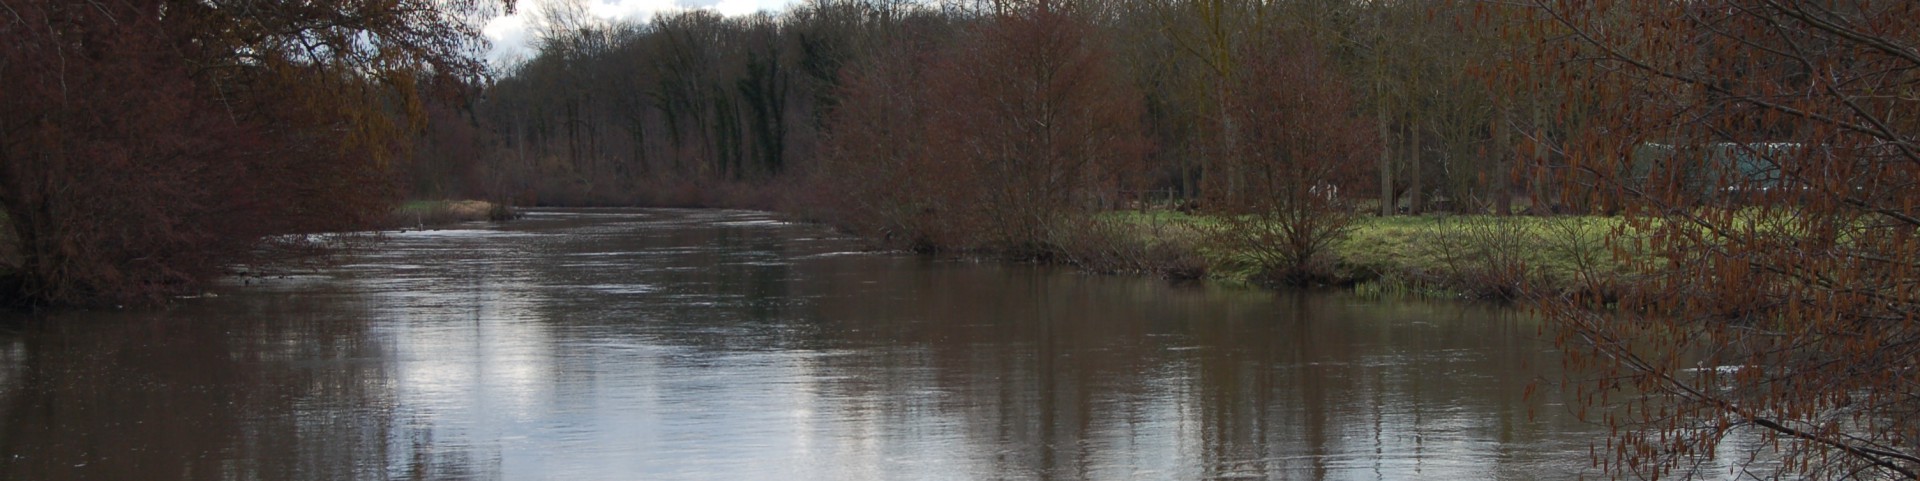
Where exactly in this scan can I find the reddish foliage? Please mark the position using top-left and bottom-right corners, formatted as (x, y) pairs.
(813, 2), (1148, 255)
(0, 1), (480, 305)
(1205, 33), (1377, 283)
(1493, 0), (1920, 477)
(920, 3), (1150, 253)
(810, 41), (945, 248)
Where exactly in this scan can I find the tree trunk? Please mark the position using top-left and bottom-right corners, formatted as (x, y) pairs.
(1218, 79), (1239, 205)
(1531, 101), (1552, 215)
(1408, 120), (1423, 215)
(1377, 96), (1394, 216)
(1494, 105), (1513, 216)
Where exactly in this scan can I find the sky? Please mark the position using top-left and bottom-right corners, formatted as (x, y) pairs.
(483, 0), (805, 67)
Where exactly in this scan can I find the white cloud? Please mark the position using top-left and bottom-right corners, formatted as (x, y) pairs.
(713, 0), (793, 16)
(586, 0), (685, 21)
(481, 14), (535, 67)
(482, 0), (804, 69)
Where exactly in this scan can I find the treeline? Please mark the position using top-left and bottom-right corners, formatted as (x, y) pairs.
(429, 0), (1553, 221)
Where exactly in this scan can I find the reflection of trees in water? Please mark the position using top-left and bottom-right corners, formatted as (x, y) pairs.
(535, 212), (1594, 477)
(803, 263), (1174, 478)
(0, 211), (1603, 479)
(805, 263), (1585, 479)
(0, 294), (405, 481)
(1184, 296), (1601, 480)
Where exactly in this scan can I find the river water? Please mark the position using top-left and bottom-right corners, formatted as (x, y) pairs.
(0, 209), (1608, 480)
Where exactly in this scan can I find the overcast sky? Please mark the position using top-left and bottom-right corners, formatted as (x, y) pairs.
(484, 0), (805, 67)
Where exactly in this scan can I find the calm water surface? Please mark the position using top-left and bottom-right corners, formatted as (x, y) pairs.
(1, 209), (1607, 480)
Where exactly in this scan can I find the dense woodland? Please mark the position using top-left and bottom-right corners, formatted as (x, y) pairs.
(428, 0), (1524, 216)
(7, 0), (1920, 478)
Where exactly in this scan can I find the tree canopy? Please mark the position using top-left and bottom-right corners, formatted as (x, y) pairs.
(0, 0), (505, 305)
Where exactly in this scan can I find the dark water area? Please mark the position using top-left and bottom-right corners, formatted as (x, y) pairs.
(1, 209), (1613, 480)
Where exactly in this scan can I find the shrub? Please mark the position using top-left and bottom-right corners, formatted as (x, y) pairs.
(1200, 33), (1375, 285)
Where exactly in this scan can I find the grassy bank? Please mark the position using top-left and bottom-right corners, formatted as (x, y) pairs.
(1100, 210), (1635, 301)
(388, 200), (517, 229)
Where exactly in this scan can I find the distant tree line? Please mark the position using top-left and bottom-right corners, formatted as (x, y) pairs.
(436, 0), (1537, 220)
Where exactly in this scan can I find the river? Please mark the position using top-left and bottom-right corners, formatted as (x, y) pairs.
(1, 208), (1610, 480)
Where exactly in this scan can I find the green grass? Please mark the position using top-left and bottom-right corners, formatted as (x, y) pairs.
(1341, 215), (1629, 281)
(1108, 209), (1641, 298)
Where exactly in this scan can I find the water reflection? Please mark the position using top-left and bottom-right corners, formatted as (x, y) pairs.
(3, 209), (1603, 480)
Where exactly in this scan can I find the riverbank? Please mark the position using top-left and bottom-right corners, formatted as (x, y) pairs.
(388, 200), (518, 229)
(768, 187), (1635, 303)
(431, 190), (1627, 303)
(1082, 210), (1633, 302)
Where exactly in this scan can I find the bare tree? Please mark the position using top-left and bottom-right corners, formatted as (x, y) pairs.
(1487, 0), (1920, 477)
(921, 0), (1149, 253)
(1206, 33), (1376, 284)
